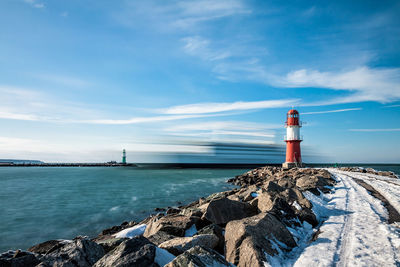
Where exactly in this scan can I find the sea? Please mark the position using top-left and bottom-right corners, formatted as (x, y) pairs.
(0, 164), (399, 252)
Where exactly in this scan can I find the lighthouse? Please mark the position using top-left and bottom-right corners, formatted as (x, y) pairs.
(282, 109), (303, 168)
(122, 149), (127, 164)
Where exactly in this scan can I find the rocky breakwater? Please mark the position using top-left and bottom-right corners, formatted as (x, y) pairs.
(338, 166), (398, 178)
(0, 167), (336, 267)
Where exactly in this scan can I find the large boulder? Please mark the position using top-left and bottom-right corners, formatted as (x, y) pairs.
(41, 238), (105, 267)
(296, 175), (330, 192)
(0, 250), (40, 267)
(144, 215), (198, 238)
(202, 198), (258, 225)
(95, 238), (128, 253)
(195, 224), (225, 254)
(93, 236), (158, 267)
(225, 213), (296, 267)
(28, 240), (66, 254)
(146, 231), (177, 246)
(165, 246), (233, 267)
(159, 234), (219, 256)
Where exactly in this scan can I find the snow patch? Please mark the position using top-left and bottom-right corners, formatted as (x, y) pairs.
(292, 201), (302, 211)
(114, 224), (146, 238)
(155, 247), (175, 266)
(185, 224), (197, 237)
(251, 192), (259, 198)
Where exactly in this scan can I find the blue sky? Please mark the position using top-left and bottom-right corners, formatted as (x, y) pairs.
(0, 0), (399, 163)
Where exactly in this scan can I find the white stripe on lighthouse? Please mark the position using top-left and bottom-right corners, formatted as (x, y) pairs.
(286, 126), (300, 140)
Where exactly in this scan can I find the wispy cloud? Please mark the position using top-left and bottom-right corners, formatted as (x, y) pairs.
(173, 0), (251, 28)
(384, 104), (400, 108)
(162, 99), (299, 115)
(23, 0), (45, 9)
(81, 114), (216, 125)
(182, 36), (231, 61)
(349, 128), (400, 132)
(275, 67), (400, 104)
(302, 108), (362, 115)
(117, 0), (250, 30)
(32, 73), (93, 88)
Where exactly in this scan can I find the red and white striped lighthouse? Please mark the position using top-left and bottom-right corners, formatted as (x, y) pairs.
(283, 109), (303, 168)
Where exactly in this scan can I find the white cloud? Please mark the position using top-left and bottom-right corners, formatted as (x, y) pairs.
(182, 36), (231, 61)
(302, 108), (362, 115)
(276, 67), (400, 103)
(162, 99), (299, 114)
(23, 0), (45, 8)
(349, 128), (400, 132)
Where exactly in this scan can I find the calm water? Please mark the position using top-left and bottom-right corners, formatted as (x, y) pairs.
(0, 167), (248, 252)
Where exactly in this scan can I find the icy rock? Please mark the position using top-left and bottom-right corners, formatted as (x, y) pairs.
(225, 213), (296, 267)
(144, 214), (198, 238)
(165, 246), (233, 267)
(159, 234), (219, 256)
(114, 224), (146, 239)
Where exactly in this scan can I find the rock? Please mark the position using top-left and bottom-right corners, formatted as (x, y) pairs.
(166, 208), (180, 215)
(0, 250), (40, 267)
(147, 231), (177, 246)
(256, 192), (275, 212)
(225, 213), (296, 267)
(28, 240), (64, 254)
(202, 198), (258, 225)
(180, 207), (203, 218)
(93, 236), (157, 267)
(263, 181), (285, 195)
(159, 234), (219, 256)
(165, 246), (233, 267)
(95, 238), (128, 253)
(41, 238), (105, 267)
(144, 214), (198, 238)
(296, 175), (328, 192)
(195, 224), (225, 254)
(281, 188), (312, 209)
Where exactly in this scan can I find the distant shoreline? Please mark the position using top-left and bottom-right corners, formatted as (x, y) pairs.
(0, 162), (399, 169)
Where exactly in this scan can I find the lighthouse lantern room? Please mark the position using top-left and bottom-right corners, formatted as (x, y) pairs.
(283, 109), (303, 168)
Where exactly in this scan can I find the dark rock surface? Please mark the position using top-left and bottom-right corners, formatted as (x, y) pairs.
(93, 236), (157, 267)
(202, 198), (258, 225)
(165, 246), (232, 267)
(0, 250), (40, 267)
(40, 238), (105, 267)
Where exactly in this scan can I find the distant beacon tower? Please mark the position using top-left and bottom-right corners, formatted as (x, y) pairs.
(283, 109), (303, 168)
(122, 149), (127, 164)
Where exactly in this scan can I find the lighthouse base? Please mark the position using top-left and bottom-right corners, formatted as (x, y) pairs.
(282, 162), (303, 169)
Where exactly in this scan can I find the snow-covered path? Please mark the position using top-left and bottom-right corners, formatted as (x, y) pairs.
(292, 169), (400, 267)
